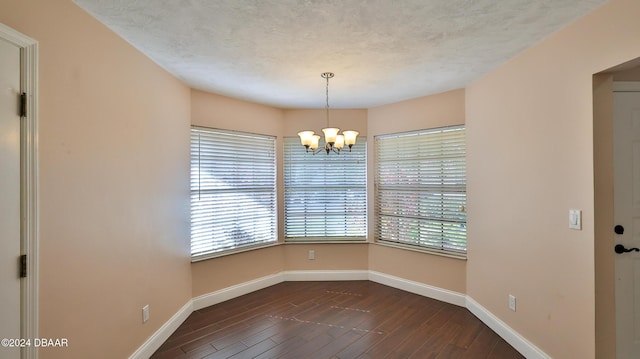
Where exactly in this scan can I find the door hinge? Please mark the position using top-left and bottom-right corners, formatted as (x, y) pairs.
(20, 254), (27, 278)
(20, 92), (27, 117)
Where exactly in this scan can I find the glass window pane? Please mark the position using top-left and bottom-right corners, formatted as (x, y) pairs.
(190, 127), (277, 258)
(283, 137), (367, 239)
(375, 126), (466, 254)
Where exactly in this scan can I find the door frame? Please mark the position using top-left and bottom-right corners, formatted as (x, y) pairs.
(612, 81), (640, 358)
(0, 22), (39, 359)
(613, 82), (640, 93)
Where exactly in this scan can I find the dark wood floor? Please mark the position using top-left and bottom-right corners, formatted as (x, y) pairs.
(151, 281), (524, 359)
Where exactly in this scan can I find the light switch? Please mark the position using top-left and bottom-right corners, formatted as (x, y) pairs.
(569, 209), (582, 230)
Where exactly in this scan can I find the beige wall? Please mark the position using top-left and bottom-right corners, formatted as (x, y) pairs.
(0, 1), (193, 358)
(466, 0), (640, 358)
(4, 1), (638, 358)
(191, 89), (284, 136)
(191, 243), (368, 299)
(283, 243), (369, 271)
(369, 244), (466, 293)
(190, 95), (371, 296)
(613, 64), (640, 81)
(191, 246), (284, 297)
(367, 89), (465, 134)
(367, 89), (467, 293)
(282, 108), (368, 137)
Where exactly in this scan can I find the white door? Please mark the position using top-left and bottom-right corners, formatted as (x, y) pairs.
(614, 85), (640, 359)
(0, 36), (22, 358)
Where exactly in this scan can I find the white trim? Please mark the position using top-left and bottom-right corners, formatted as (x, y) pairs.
(133, 270), (551, 359)
(368, 271), (467, 307)
(191, 270), (371, 311)
(371, 241), (467, 261)
(0, 22), (36, 47)
(192, 273), (284, 310)
(613, 81), (640, 92)
(128, 300), (193, 359)
(282, 270), (369, 281)
(191, 242), (281, 263)
(0, 22), (39, 359)
(466, 296), (550, 359)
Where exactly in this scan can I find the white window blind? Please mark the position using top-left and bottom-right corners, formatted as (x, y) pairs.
(283, 137), (367, 240)
(375, 126), (466, 254)
(190, 127), (277, 258)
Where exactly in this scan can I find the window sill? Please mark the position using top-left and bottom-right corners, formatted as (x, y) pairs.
(284, 237), (367, 244)
(372, 241), (467, 261)
(191, 239), (369, 262)
(191, 239), (464, 263)
(191, 241), (281, 263)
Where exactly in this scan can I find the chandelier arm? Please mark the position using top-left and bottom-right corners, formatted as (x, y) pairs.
(299, 72), (357, 156)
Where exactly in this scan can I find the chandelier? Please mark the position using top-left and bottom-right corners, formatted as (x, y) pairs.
(297, 72), (359, 154)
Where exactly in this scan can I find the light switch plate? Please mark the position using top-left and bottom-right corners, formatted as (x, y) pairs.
(569, 209), (582, 230)
(508, 294), (516, 312)
(142, 305), (149, 323)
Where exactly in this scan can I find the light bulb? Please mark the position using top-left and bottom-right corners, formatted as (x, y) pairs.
(334, 135), (345, 150)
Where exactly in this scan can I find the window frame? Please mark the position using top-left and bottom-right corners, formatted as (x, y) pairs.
(283, 136), (367, 242)
(374, 125), (467, 257)
(190, 126), (278, 261)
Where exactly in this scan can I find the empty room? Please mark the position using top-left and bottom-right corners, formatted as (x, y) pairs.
(1, 0), (640, 358)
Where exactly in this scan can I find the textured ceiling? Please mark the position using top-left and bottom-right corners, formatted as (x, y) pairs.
(74, 0), (605, 109)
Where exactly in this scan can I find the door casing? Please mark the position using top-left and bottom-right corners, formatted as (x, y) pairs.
(613, 81), (640, 358)
(0, 22), (39, 359)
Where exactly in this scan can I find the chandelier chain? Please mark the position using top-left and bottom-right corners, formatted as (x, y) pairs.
(325, 73), (330, 127)
(297, 72), (357, 155)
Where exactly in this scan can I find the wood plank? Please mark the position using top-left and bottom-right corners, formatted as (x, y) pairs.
(152, 281), (524, 359)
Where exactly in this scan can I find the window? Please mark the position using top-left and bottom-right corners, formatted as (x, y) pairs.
(190, 127), (277, 259)
(375, 126), (466, 255)
(283, 137), (367, 240)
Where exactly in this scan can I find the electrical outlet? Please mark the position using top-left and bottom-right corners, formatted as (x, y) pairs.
(308, 250), (315, 260)
(142, 305), (150, 323)
(508, 295), (516, 312)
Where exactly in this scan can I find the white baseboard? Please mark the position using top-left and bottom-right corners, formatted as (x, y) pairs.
(368, 271), (467, 307)
(466, 296), (550, 359)
(128, 300), (193, 359)
(134, 271), (550, 359)
(192, 272), (284, 310)
(282, 270), (369, 281)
